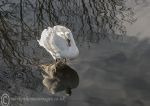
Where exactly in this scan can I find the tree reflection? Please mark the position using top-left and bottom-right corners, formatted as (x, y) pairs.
(0, 0), (136, 66)
(0, 0), (137, 105)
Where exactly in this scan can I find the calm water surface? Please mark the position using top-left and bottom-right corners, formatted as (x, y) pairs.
(0, 0), (150, 106)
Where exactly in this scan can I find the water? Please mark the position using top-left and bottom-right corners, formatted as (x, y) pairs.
(0, 0), (150, 106)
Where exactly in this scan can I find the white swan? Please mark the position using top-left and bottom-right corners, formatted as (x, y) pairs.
(37, 25), (79, 61)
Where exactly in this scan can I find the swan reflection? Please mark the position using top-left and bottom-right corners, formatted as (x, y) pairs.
(40, 61), (79, 96)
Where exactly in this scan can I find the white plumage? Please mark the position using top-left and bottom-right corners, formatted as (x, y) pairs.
(37, 25), (79, 60)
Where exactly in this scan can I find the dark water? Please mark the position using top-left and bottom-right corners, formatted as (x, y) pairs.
(0, 0), (150, 106)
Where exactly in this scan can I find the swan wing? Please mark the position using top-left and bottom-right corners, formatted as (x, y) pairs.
(38, 27), (56, 59)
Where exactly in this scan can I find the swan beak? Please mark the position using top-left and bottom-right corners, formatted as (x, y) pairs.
(67, 39), (71, 47)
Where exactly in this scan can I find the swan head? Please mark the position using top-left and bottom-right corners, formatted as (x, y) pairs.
(64, 32), (71, 47)
(56, 31), (71, 47)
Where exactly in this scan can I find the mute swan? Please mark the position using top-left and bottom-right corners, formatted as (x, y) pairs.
(37, 25), (79, 61)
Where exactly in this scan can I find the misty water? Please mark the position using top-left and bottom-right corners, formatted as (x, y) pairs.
(0, 0), (150, 106)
